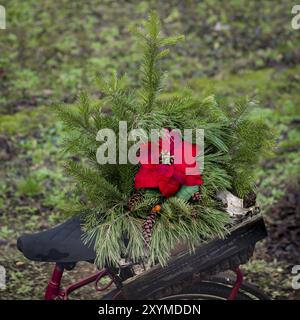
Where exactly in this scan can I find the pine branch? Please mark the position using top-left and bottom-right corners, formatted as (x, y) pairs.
(136, 11), (184, 112)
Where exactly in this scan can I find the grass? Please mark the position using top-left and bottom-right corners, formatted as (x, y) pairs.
(17, 176), (42, 197)
(243, 259), (293, 300)
(0, 106), (54, 135)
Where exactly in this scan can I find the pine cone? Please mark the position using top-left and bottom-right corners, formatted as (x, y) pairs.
(143, 205), (161, 247)
(192, 191), (201, 201)
(128, 191), (143, 211)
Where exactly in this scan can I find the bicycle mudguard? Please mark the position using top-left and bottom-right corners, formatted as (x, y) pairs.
(117, 214), (267, 300)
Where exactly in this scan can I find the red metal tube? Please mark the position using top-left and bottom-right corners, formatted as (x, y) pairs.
(44, 265), (116, 300)
(228, 266), (243, 300)
(44, 264), (64, 300)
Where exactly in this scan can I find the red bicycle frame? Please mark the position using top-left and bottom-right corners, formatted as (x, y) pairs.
(44, 263), (244, 300)
(44, 264), (119, 300)
(228, 267), (243, 300)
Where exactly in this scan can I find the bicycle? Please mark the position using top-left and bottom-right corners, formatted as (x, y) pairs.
(17, 213), (269, 300)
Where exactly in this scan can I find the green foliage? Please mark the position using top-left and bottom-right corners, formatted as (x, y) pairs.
(0, 226), (14, 239)
(17, 176), (42, 197)
(55, 12), (274, 268)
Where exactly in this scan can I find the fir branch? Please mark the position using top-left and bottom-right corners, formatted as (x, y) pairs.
(78, 91), (91, 128)
(64, 160), (123, 204)
(53, 103), (87, 131)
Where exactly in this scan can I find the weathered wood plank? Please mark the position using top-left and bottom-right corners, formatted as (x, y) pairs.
(121, 215), (267, 299)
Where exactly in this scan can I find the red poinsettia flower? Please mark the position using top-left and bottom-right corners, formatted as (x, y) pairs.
(134, 130), (203, 198)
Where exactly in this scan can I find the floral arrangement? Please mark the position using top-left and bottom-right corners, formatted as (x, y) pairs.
(55, 12), (273, 267)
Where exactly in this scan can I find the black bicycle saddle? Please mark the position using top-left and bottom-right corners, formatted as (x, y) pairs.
(17, 216), (96, 263)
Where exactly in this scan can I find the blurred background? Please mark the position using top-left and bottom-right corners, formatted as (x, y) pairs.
(0, 0), (299, 299)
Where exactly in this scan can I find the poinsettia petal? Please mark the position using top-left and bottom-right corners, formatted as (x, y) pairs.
(175, 161), (200, 175)
(183, 142), (199, 166)
(160, 129), (182, 155)
(192, 143), (199, 157)
(157, 164), (174, 178)
(134, 167), (160, 189)
(138, 141), (160, 165)
(172, 137), (199, 168)
(142, 163), (160, 169)
(183, 174), (203, 186)
(172, 168), (187, 184)
(158, 176), (181, 198)
(184, 162), (201, 176)
(169, 131), (183, 157)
